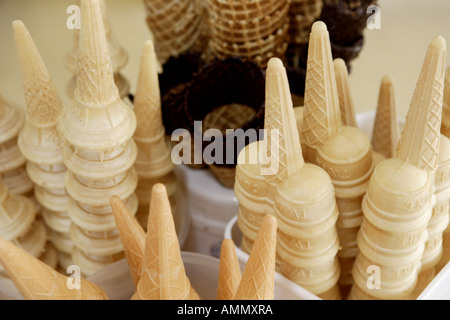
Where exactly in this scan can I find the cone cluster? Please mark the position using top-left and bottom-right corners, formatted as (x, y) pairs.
(0, 95), (32, 197)
(12, 20), (74, 271)
(65, 0), (130, 100)
(300, 21), (373, 296)
(132, 40), (178, 231)
(205, 0), (291, 68)
(235, 57), (341, 299)
(143, 0), (208, 65)
(349, 36), (447, 300)
(59, 0), (138, 276)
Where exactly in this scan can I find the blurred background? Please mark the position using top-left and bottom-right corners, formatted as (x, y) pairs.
(1, 0), (450, 120)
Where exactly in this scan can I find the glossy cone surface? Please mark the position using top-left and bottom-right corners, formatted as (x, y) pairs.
(0, 238), (107, 300)
(217, 239), (241, 300)
(135, 184), (197, 300)
(234, 215), (277, 300)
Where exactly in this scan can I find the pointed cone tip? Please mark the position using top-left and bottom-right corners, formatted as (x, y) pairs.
(267, 57), (285, 73)
(333, 58), (347, 71)
(381, 75), (393, 86)
(430, 36), (446, 52)
(311, 21), (328, 34)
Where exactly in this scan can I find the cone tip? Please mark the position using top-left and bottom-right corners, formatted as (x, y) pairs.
(430, 36), (446, 52)
(311, 21), (328, 34)
(333, 58), (347, 71)
(267, 57), (285, 72)
(381, 75), (393, 86)
(12, 20), (27, 39)
(152, 183), (167, 195)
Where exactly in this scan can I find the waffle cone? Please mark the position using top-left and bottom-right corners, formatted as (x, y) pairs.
(217, 239), (242, 300)
(136, 184), (197, 300)
(234, 214), (277, 300)
(396, 36), (446, 173)
(0, 238), (108, 300)
(110, 195), (146, 289)
(442, 67), (450, 137)
(302, 21), (342, 159)
(372, 76), (399, 161)
(334, 58), (357, 128)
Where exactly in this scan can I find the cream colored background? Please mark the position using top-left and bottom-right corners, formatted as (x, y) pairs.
(1, 0), (450, 119)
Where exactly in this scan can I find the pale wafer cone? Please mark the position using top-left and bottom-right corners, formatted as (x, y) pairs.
(334, 58), (357, 128)
(234, 214), (277, 300)
(441, 67), (450, 137)
(0, 179), (36, 242)
(12, 20), (72, 264)
(133, 40), (177, 227)
(60, 0), (137, 273)
(217, 239), (242, 300)
(65, 0), (129, 100)
(302, 21), (342, 162)
(0, 94), (32, 196)
(302, 21), (373, 291)
(371, 76), (399, 165)
(13, 20), (64, 164)
(135, 184), (198, 300)
(262, 58), (304, 183)
(395, 37), (446, 174)
(110, 195), (146, 289)
(350, 36), (447, 300)
(0, 237), (108, 300)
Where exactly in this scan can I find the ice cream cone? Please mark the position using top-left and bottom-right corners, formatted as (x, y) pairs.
(60, 0), (137, 275)
(350, 36), (447, 300)
(234, 214), (277, 300)
(334, 58), (357, 128)
(135, 184), (198, 300)
(0, 237), (108, 300)
(65, 0), (129, 100)
(110, 195), (146, 289)
(302, 21), (373, 291)
(217, 239), (242, 300)
(372, 76), (399, 165)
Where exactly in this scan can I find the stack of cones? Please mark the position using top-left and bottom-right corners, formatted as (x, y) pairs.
(143, 0), (208, 66)
(349, 36), (446, 300)
(0, 94), (33, 198)
(0, 180), (50, 280)
(411, 134), (450, 298)
(65, 0), (130, 101)
(13, 20), (74, 272)
(437, 66), (450, 272)
(301, 21), (373, 297)
(318, 0), (376, 70)
(132, 39), (178, 231)
(235, 57), (341, 299)
(0, 237), (108, 300)
(205, 0), (291, 68)
(59, 0), (138, 277)
(371, 76), (399, 166)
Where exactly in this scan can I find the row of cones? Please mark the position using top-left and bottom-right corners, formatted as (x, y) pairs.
(0, 0), (180, 278)
(236, 19), (450, 300)
(0, 183), (278, 300)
